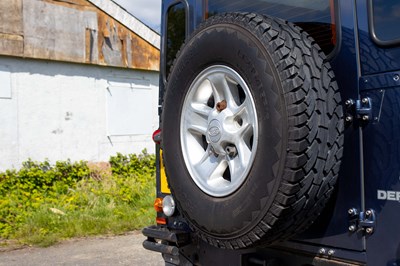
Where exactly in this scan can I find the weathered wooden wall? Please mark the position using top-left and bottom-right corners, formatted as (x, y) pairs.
(0, 0), (159, 71)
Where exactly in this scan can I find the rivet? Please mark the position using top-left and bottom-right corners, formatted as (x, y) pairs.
(366, 227), (374, 234)
(349, 225), (356, 232)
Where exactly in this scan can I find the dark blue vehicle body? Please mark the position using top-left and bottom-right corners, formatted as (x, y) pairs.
(144, 0), (400, 265)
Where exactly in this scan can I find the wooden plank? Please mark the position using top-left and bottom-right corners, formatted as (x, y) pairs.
(0, 34), (24, 56)
(131, 35), (160, 71)
(23, 0), (98, 62)
(0, 0), (159, 71)
(0, 0), (24, 56)
(0, 0), (23, 35)
(97, 11), (160, 70)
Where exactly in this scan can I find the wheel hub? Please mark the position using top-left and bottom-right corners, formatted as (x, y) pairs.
(207, 120), (222, 144)
(180, 65), (258, 197)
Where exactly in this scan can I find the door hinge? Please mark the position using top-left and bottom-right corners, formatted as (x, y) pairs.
(344, 97), (372, 123)
(348, 208), (376, 235)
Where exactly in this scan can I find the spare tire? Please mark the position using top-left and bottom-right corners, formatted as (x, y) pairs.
(162, 13), (344, 249)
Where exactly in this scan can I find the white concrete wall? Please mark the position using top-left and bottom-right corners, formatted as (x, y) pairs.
(0, 56), (159, 170)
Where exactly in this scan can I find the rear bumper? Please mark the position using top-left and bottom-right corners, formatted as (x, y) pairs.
(142, 225), (365, 265)
(142, 225), (192, 265)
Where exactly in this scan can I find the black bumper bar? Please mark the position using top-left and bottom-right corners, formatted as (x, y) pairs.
(142, 226), (190, 255)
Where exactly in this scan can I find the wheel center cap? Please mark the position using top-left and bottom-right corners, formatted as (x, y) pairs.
(208, 120), (222, 143)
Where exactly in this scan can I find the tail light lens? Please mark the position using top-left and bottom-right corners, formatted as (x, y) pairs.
(152, 128), (162, 144)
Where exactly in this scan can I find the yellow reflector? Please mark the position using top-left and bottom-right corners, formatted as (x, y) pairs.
(160, 150), (171, 194)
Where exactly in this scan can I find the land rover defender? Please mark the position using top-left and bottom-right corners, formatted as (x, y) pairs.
(143, 0), (400, 265)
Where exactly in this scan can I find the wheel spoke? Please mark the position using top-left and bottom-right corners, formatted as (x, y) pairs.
(227, 156), (242, 183)
(238, 122), (253, 139)
(191, 103), (212, 117)
(184, 133), (207, 163)
(208, 73), (239, 108)
(193, 79), (214, 104)
(234, 99), (256, 123)
(226, 121), (252, 146)
(185, 105), (208, 135)
(236, 140), (252, 169)
(188, 124), (207, 135)
(194, 154), (226, 180)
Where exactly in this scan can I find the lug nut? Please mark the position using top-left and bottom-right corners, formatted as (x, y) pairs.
(225, 146), (237, 158)
(209, 146), (218, 157)
(216, 100), (227, 112)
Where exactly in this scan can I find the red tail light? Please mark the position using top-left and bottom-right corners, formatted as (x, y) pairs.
(152, 128), (162, 144)
(156, 217), (167, 225)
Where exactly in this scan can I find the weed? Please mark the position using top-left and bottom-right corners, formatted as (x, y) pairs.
(0, 151), (155, 247)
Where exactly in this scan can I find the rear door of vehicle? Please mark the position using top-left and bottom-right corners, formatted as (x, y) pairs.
(356, 0), (400, 265)
(204, 0), (366, 256)
(291, 0), (366, 255)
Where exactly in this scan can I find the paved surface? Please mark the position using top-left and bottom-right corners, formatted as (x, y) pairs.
(0, 231), (164, 266)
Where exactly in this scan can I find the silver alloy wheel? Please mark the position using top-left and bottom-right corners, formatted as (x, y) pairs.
(180, 65), (258, 197)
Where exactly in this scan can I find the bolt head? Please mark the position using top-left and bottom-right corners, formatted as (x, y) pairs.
(349, 225), (356, 232)
(216, 100), (227, 112)
(366, 227), (374, 234)
(362, 115), (369, 121)
(394, 75), (400, 82)
(328, 250), (335, 256)
(348, 209), (354, 215)
(346, 116), (353, 122)
(319, 248), (326, 254)
(366, 210), (372, 216)
(225, 146), (237, 157)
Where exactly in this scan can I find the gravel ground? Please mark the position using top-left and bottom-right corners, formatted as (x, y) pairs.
(0, 231), (164, 266)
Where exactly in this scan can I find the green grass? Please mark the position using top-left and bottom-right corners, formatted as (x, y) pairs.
(0, 152), (156, 247)
(16, 202), (153, 247)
